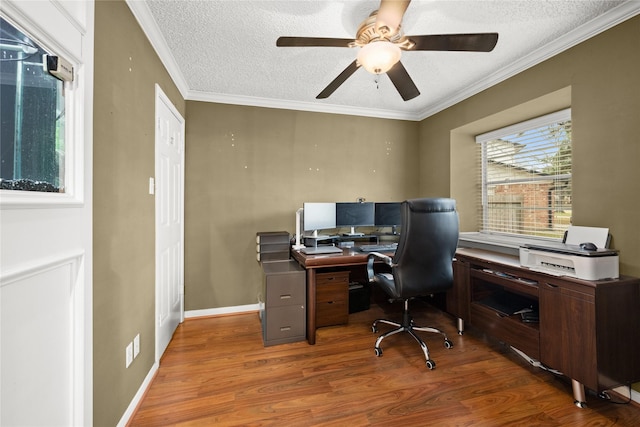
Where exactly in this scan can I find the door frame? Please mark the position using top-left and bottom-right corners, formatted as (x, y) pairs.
(154, 84), (185, 363)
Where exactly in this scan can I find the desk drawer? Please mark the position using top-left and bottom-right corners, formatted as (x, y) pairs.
(471, 302), (540, 359)
(316, 271), (349, 287)
(316, 300), (349, 327)
(317, 281), (349, 303)
(316, 272), (349, 327)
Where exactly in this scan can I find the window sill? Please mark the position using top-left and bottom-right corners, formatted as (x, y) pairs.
(0, 190), (83, 209)
(458, 232), (559, 257)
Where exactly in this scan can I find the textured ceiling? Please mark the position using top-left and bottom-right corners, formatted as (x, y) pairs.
(130, 0), (638, 120)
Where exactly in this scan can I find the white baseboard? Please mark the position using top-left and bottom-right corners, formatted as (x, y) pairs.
(612, 385), (640, 404)
(116, 361), (159, 427)
(116, 304), (259, 425)
(185, 303), (260, 319)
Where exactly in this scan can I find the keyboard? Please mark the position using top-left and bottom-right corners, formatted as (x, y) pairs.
(300, 246), (343, 255)
(358, 243), (398, 252)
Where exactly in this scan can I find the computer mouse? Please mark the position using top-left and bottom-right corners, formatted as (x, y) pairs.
(579, 242), (597, 251)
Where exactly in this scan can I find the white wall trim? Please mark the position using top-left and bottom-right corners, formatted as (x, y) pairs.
(612, 385), (640, 405)
(0, 250), (84, 286)
(0, 1), (88, 209)
(125, 0), (189, 98)
(185, 303), (260, 319)
(186, 90), (423, 121)
(116, 361), (159, 427)
(117, 304), (259, 424)
(416, 1), (640, 120)
(154, 83), (186, 362)
(0, 250), (87, 425)
(124, 1), (639, 122)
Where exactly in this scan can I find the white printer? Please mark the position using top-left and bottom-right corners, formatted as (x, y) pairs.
(519, 243), (619, 280)
(519, 225), (619, 280)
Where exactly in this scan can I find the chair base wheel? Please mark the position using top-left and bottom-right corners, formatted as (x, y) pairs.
(374, 347), (383, 357)
(444, 339), (454, 349)
(426, 359), (436, 370)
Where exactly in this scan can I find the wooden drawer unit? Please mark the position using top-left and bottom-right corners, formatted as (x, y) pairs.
(316, 271), (349, 328)
(261, 260), (306, 346)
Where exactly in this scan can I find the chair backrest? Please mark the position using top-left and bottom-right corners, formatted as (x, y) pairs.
(391, 198), (459, 298)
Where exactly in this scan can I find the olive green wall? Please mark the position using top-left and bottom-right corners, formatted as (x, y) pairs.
(185, 103), (419, 310)
(92, 3), (640, 423)
(420, 15), (640, 278)
(93, 0), (185, 425)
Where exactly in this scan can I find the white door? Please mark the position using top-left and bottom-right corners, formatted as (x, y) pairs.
(155, 85), (185, 361)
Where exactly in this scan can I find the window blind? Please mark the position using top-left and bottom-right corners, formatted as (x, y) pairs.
(476, 109), (572, 239)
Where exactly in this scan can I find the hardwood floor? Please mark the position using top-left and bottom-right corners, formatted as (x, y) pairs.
(129, 300), (639, 426)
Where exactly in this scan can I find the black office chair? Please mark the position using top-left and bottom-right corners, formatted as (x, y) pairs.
(366, 198), (459, 369)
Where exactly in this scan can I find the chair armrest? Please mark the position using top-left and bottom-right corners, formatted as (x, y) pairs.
(366, 252), (394, 282)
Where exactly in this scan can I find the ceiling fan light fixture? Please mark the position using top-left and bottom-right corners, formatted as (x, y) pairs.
(357, 41), (401, 74)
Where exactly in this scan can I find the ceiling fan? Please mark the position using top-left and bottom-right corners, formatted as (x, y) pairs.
(276, 0), (498, 101)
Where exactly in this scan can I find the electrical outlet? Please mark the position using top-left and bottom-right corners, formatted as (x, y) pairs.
(133, 334), (140, 358)
(126, 342), (133, 368)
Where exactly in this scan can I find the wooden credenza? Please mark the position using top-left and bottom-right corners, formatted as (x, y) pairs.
(449, 248), (640, 406)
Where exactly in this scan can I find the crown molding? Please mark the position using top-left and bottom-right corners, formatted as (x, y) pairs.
(187, 90), (421, 121)
(415, 0), (640, 120)
(128, 0), (639, 122)
(125, 0), (189, 98)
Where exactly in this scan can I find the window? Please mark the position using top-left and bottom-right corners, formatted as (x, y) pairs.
(0, 16), (66, 193)
(476, 109), (572, 239)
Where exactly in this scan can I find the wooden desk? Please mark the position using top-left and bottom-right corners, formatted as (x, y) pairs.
(451, 247), (640, 407)
(291, 248), (392, 345)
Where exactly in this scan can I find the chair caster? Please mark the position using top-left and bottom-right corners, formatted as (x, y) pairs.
(374, 347), (383, 357)
(426, 359), (436, 370)
(444, 339), (454, 349)
(372, 326), (377, 333)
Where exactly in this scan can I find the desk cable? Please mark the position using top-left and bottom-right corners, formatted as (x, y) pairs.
(510, 346), (634, 405)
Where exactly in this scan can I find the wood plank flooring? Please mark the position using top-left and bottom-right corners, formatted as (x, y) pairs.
(129, 300), (639, 426)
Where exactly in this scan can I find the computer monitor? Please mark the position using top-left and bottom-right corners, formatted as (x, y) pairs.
(375, 202), (402, 234)
(336, 202), (375, 236)
(303, 202), (336, 238)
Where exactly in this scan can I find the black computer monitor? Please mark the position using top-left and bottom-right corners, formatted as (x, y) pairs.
(303, 202), (336, 238)
(336, 202), (375, 236)
(375, 202), (402, 234)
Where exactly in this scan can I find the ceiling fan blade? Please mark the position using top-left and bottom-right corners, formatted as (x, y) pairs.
(408, 33), (499, 52)
(376, 0), (411, 37)
(316, 60), (361, 99)
(277, 37), (353, 48)
(386, 61), (420, 101)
